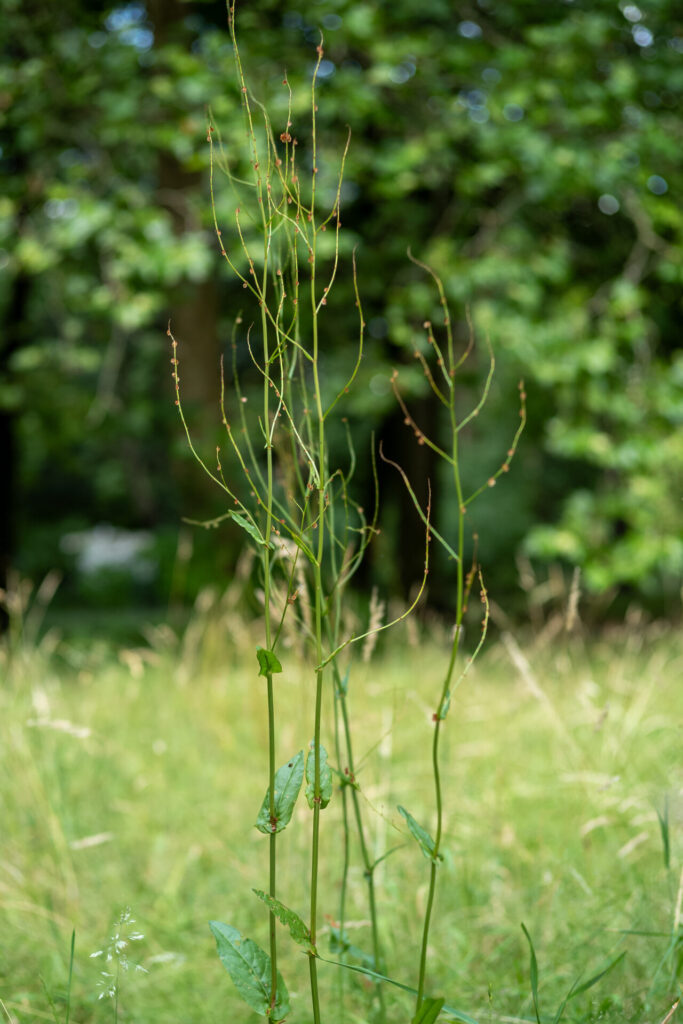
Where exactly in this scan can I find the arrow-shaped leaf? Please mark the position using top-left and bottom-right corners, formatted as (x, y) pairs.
(305, 742), (333, 809)
(209, 921), (290, 1020)
(255, 751), (304, 834)
(229, 511), (274, 549)
(256, 647), (283, 677)
(398, 806), (442, 862)
(253, 889), (315, 953)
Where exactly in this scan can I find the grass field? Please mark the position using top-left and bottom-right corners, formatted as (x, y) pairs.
(1, 607), (681, 1023)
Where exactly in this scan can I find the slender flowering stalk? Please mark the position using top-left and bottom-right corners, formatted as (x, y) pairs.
(90, 908), (147, 1019)
(386, 257), (525, 1013)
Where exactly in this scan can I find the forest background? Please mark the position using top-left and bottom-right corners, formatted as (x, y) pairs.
(2, 0), (682, 630)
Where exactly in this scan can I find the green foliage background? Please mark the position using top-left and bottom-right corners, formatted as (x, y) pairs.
(2, 0), (682, 617)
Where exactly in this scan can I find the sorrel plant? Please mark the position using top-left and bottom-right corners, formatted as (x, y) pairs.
(172, 4), (523, 1022)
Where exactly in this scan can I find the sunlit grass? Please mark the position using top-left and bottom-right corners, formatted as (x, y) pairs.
(1, 617), (681, 1023)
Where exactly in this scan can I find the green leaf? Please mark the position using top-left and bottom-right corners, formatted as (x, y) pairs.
(521, 923), (541, 1024)
(229, 511), (273, 549)
(565, 951), (626, 1001)
(305, 742), (333, 809)
(209, 921), (290, 1020)
(398, 805), (442, 862)
(255, 751), (304, 834)
(656, 797), (670, 869)
(256, 647), (283, 677)
(253, 889), (315, 953)
(412, 996), (445, 1024)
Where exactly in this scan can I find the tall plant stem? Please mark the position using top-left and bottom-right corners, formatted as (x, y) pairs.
(261, 234), (279, 1004)
(307, 60), (324, 1021)
(333, 660), (386, 1022)
(332, 686), (349, 1019)
(327, 515), (351, 1021)
(266, 668), (277, 1000)
(263, 440), (278, 1008)
(416, 410), (465, 1012)
(309, 527), (325, 1024)
(325, 469), (385, 1021)
(309, 653), (324, 1024)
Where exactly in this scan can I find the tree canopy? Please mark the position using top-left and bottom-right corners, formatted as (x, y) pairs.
(2, 0), (681, 619)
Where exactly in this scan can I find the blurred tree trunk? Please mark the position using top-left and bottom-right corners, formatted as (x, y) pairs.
(0, 272), (29, 633)
(149, 0), (223, 513)
(158, 163), (222, 434)
(0, 406), (15, 633)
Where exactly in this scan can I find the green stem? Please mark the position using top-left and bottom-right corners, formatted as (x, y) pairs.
(332, 686), (349, 1020)
(339, 680), (387, 995)
(308, 72), (324, 1020)
(261, 222), (278, 1007)
(322, 449), (385, 1022)
(266, 672), (277, 1001)
(309, 577), (324, 1024)
(309, 951), (322, 1024)
(416, 401), (465, 1012)
(328, 494), (351, 1022)
(331, 649), (387, 1023)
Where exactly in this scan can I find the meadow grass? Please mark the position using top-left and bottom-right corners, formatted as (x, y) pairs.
(1, 614), (681, 1023)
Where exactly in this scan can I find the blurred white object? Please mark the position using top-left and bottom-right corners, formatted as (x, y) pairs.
(60, 524), (155, 581)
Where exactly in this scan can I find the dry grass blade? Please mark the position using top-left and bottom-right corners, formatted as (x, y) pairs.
(658, 1000), (681, 1024)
